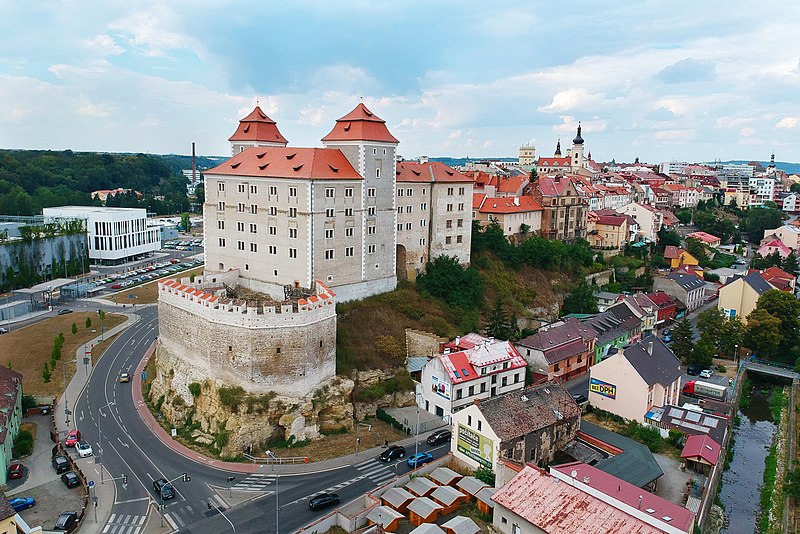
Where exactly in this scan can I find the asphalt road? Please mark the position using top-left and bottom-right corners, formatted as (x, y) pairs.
(74, 304), (449, 533)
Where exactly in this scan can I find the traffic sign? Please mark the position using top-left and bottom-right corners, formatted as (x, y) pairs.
(88, 480), (94, 488)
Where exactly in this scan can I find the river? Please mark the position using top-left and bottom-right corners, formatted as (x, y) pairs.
(719, 383), (777, 534)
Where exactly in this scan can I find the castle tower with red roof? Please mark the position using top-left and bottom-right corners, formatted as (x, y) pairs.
(322, 103), (400, 298)
(228, 105), (288, 155)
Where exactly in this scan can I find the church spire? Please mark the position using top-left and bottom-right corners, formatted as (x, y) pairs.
(554, 139), (562, 157)
(769, 152), (776, 168)
(573, 122), (584, 145)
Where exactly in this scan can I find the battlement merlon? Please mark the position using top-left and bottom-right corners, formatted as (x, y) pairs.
(157, 278), (336, 328)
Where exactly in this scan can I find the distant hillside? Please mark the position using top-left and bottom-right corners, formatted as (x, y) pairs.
(156, 154), (228, 174)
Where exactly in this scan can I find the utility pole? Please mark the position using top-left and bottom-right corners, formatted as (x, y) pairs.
(266, 451), (279, 534)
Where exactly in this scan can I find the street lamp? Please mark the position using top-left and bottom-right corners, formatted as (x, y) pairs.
(227, 476), (235, 498)
(266, 450), (279, 534)
(62, 358), (77, 425)
(414, 394), (421, 458)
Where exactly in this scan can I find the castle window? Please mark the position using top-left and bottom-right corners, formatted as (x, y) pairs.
(446, 236), (452, 244)
(368, 225), (376, 235)
(237, 222), (245, 232)
(458, 203), (464, 211)
(267, 205), (275, 216)
(289, 248), (297, 258)
(419, 238), (425, 246)
(238, 183), (245, 193)
(325, 229), (334, 239)
(406, 222), (412, 230)
(376, 168), (381, 178)
(398, 189), (404, 197)
(276, 347), (281, 354)
(288, 207), (297, 218)
(421, 202), (427, 211)
(326, 208), (335, 218)
(420, 219), (426, 227)
(217, 221), (224, 230)
(397, 224), (402, 232)
(320, 340), (323, 348)
(250, 243), (257, 252)
(459, 187), (465, 195)
(345, 227), (354, 237)
(289, 187), (297, 197)
(250, 223), (257, 233)
(345, 187), (354, 197)
(345, 208), (354, 217)
(407, 188), (412, 196)
(274, 269), (278, 276)
(219, 263), (224, 270)
(229, 346), (232, 351)
(447, 204), (453, 212)
(447, 187), (454, 195)
(397, 207), (403, 214)
(373, 148), (377, 155)
(218, 182), (225, 192)
(457, 235), (463, 243)
(368, 244), (376, 254)
(269, 226), (277, 235)
(368, 207), (376, 216)
(289, 228), (297, 239)
(406, 206), (412, 213)
(218, 238), (225, 247)
(325, 188), (335, 198)
(237, 241), (245, 250)
(457, 218), (463, 228)
(269, 245), (277, 255)
(245, 264), (249, 271)
(345, 246), (354, 257)
(325, 249), (335, 260)
(368, 188), (375, 197)
(446, 220), (452, 229)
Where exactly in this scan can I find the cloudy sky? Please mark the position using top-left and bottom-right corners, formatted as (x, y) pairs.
(1, 1), (798, 163)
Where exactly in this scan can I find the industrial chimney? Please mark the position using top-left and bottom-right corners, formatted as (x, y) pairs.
(191, 142), (197, 185)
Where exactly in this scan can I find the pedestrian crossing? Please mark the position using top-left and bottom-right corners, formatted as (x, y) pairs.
(231, 473), (275, 492)
(103, 513), (146, 534)
(164, 498), (223, 531)
(353, 458), (397, 486)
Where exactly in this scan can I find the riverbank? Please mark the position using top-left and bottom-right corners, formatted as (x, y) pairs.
(758, 386), (788, 533)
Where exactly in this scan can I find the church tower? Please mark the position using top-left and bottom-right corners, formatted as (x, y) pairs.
(228, 106), (288, 155)
(554, 139), (562, 157)
(571, 123), (585, 172)
(322, 103), (400, 299)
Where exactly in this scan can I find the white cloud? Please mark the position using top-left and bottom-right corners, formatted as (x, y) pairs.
(655, 130), (696, 141)
(538, 89), (608, 113)
(83, 34), (124, 56)
(776, 117), (798, 129)
(739, 127), (756, 137)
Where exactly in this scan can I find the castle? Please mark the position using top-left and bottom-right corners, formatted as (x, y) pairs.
(150, 103), (473, 452)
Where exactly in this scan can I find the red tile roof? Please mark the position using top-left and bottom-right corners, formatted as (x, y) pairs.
(439, 338), (527, 384)
(551, 462), (695, 533)
(686, 231), (720, 244)
(680, 434), (721, 465)
(396, 161), (471, 183)
(536, 175), (577, 197)
(497, 175), (529, 193)
(472, 193), (486, 210)
(321, 103), (399, 143)
(205, 147), (362, 180)
(596, 215), (627, 227)
(228, 106), (288, 145)
(478, 197), (542, 214)
(663, 246), (683, 259)
(491, 466), (664, 534)
(536, 157), (572, 168)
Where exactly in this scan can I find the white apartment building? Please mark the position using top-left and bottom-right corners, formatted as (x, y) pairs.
(204, 104), (401, 302)
(748, 177), (776, 208)
(43, 206), (160, 265)
(396, 161), (473, 280)
(783, 193), (800, 213)
(616, 203), (663, 242)
(418, 333), (527, 421)
(660, 161), (689, 175)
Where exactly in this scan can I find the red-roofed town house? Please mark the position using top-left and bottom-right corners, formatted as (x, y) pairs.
(418, 333), (527, 420)
(474, 196), (543, 241)
(516, 318), (597, 381)
(527, 175), (588, 242)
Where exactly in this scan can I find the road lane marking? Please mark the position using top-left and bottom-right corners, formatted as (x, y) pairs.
(114, 497), (150, 505)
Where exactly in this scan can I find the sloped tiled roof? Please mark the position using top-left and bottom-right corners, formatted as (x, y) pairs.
(516, 318), (595, 362)
(478, 196), (542, 214)
(667, 272), (704, 291)
(397, 161), (472, 183)
(228, 105), (288, 145)
(322, 103), (399, 143)
(681, 434), (721, 465)
(206, 147), (362, 180)
(478, 383), (580, 442)
(579, 421), (664, 488)
(622, 336), (682, 387)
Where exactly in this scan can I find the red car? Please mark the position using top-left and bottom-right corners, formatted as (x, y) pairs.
(65, 429), (81, 447)
(111, 283), (122, 289)
(7, 463), (23, 479)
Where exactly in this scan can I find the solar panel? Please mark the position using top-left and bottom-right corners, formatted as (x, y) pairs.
(462, 369), (470, 376)
(702, 417), (719, 428)
(685, 411), (702, 422)
(668, 408), (683, 418)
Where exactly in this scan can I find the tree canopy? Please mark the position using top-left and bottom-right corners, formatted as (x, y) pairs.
(670, 319), (695, 363)
(417, 255), (484, 310)
(743, 207), (783, 243)
(561, 280), (599, 316)
(743, 308), (783, 360)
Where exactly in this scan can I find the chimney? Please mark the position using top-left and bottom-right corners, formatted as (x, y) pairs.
(191, 142), (197, 185)
(647, 341), (653, 355)
(455, 336), (460, 347)
(513, 197), (520, 206)
(474, 398), (480, 407)
(638, 495), (643, 509)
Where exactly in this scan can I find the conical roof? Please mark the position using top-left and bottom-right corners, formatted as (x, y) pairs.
(573, 123), (584, 145)
(228, 106), (288, 145)
(322, 103), (398, 144)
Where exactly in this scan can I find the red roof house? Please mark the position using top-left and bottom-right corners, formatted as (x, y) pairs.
(680, 434), (721, 476)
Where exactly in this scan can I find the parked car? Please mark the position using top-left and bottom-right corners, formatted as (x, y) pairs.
(7, 463), (24, 479)
(61, 472), (80, 489)
(662, 329), (672, 336)
(76, 440), (93, 458)
(572, 394), (589, 405)
(57, 308), (73, 315)
(308, 493), (341, 511)
(111, 284), (122, 289)
(687, 363), (703, 376)
(153, 478), (175, 499)
(426, 429), (452, 446)
(0, 327), (7, 335)
(54, 511), (78, 532)
(65, 429), (81, 447)
(699, 369), (714, 379)
(9, 497), (35, 511)
(378, 445), (406, 462)
(52, 455), (69, 474)
(119, 372), (130, 383)
(407, 452), (434, 468)
(662, 335), (672, 344)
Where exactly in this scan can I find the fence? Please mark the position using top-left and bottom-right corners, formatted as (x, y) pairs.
(242, 453), (308, 464)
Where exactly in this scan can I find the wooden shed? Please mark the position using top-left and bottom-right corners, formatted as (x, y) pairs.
(430, 485), (468, 515)
(409, 524), (446, 534)
(406, 476), (439, 497)
(407, 496), (443, 526)
(429, 467), (463, 487)
(381, 487), (415, 514)
(475, 486), (496, 515)
(455, 476), (489, 500)
(441, 516), (481, 534)
(366, 505), (405, 533)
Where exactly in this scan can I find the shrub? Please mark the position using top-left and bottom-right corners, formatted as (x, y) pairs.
(376, 407), (405, 431)
(717, 364), (727, 373)
(214, 423), (229, 451)
(12, 430), (33, 458)
(71, 323), (77, 335)
(21, 394), (36, 413)
(85, 317), (92, 328)
(188, 382), (201, 398)
(42, 363), (51, 383)
(354, 371), (415, 403)
(218, 386), (246, 413)
(474, 466), (495, 487)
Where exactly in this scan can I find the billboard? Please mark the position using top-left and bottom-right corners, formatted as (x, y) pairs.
(431, 375), (451, 400)
(590, 377), (617, 399)
(457, 423), (493, 468)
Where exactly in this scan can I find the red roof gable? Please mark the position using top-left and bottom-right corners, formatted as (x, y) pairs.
(497, 175), (529, 193)
(681, 434), (721, 465)
(205, 147), (362, 180)
(536, 157), (572, 168)
(478, 197), (542, 214)
(472, 193), (486, 210)
(396, 161), (472, 183)
(322, 103), (399, 144)
(596, 215), (627, 227)
(228, 106), (288, 145)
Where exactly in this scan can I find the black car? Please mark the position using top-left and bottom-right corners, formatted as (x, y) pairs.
(308, 493), (341, 511)
(61, 472), (80, 489)
(572, 394), (589, 404)
(54, 511), (78, 532)
(378, 445), (406, 462)
(153, 478), (175, 499)
(52, 455), (69, 474)
(687, 363), (703, 376)
(426, 429), (452, 446)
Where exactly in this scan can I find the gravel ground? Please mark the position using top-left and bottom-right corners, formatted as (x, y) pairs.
(13, 478), (86, 531)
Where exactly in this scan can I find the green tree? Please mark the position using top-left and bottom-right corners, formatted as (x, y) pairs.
(675, 208), (693, 225)
(85, 317), (92, 329)
(71, 322), (77, 335)
(684, 238), (709, 266)
(42, 362), (51, 383)
(689, 334), (715, 367)
(670, 319), (695, 363)
(717, 317), (744, 358)
(484, 299), (518, 340)
(743, 309), (783, 359)
(745, 207), (783, 243)
(756, 290), (800, 353)
(561, 281), (599, 315)
(782, 252), (799, 275)
(417, 255), (484, 309)
(696, 308), (725, 340)
(180, 212), (192, 233)
(194, 183), (205, 205)
(657, 228), (681, 249)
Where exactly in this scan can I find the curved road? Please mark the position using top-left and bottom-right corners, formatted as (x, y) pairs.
(75, 305), (447, 533)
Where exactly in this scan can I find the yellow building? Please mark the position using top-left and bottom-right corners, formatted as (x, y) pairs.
(587, 213), (629, 251)
(717, 272), (774, 321)
(664, 246), (699, 269)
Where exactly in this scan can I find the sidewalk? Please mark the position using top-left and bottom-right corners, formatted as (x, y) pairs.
(132, 344), (449, 476)
(55, 311), (140, 534)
